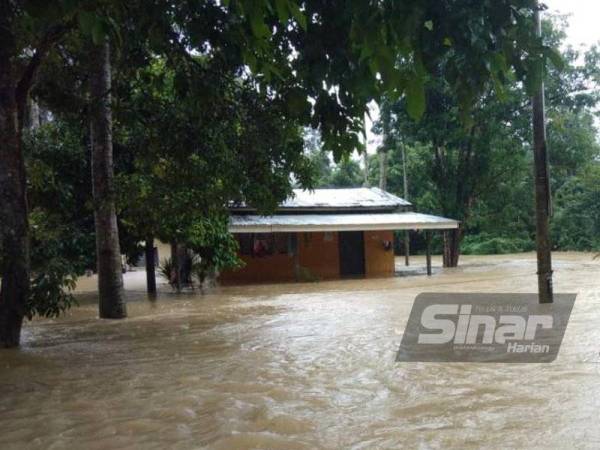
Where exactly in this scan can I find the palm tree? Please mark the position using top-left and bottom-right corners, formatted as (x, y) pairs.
(89, 40), (126, 318)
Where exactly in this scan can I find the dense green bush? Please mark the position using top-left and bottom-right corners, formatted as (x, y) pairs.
(551, 165), (600, 252)
(461, 233), (535, 255)
(21, 123), (95, 318)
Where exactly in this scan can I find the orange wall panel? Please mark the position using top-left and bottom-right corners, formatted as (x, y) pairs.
(364, 230), (395, 277)
(219, 252), (296, 284)
(298, 232), (340, 280)
(220, 230), (395, 284)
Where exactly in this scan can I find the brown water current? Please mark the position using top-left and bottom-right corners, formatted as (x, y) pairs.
(1, 253), (600, 449)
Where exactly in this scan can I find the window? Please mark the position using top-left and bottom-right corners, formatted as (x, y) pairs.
(237, 233), (293, 257)
(253, 235), (273, 257)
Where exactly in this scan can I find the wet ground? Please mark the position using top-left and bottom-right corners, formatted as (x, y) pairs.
(1, 253), (600, 449)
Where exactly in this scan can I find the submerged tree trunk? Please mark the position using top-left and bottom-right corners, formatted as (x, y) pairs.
(425, 231), (432, 276)
(177, 244), (188, 288)
(443, 228), (462, 268)
(0, 46), (29, 348)
(170, 242), (182, 291)
(90, 40), (126, 318)
(145, 237), (157, 294)
(0, 5), (69, 346)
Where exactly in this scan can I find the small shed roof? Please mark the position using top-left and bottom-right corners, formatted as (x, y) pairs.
(231, 187), (411, 212)
(229, 212), (459, 233)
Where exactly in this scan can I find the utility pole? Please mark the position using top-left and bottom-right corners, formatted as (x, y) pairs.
(532, 3), (554, 304)
(401, 142), (410, 266)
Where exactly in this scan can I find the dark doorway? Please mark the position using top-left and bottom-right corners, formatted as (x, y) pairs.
(338, 231), (365, 277)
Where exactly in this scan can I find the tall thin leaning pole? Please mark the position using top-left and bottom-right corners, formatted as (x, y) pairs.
(532, 4), (554, 304)
(401, 142), (410, 266)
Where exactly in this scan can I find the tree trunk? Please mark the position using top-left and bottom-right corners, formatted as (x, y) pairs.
(177, 244), (188, 287)
(1, 9), (27, 348)
(170, 242), (181, 291)
(24, 97), (39, 130)
(90, 40), (126, 318)
(362, 151), (369, 187)
(168, 243), (191, 290)
(362, 113), (370, 187)
(145, 237), (157, 294)
(1, 5), (69, 346)
(443, 228), (462, 268)
(0, 49), (29, 348)
(378, 149), (388, 191)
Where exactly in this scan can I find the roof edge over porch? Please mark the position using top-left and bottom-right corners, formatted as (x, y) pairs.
(229, 212), (459, 233)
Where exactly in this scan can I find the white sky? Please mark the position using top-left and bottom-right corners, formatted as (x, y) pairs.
(545, 0), (600, 49)
(362, 0), (600, 155)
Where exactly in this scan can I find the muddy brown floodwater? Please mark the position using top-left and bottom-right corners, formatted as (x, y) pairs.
(1, 253), (600, 449)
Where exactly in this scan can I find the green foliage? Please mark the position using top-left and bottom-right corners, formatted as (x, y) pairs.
(551, 164), (600, 251)
(304, 128), (364, 188)
(159, 246), (227, 291)
(304, 128), (333, 187)
(113, 58), (311, 271)
(158, 251), (199, 289)
(1, 1), (575, 326)
(158, 257), (175, 288)
(106, 0), (556, 156)
(305, 150), (364, 189)
(548, 109), (600, 190)
(185, 217), (242, 274)
(376, 17), (600, 256)
(191, 257), (215, 288)
(327, 158), (364, 188)
(462, 234), (535, 255)
(27, 210), (80, 319)
(22, 122), (95, 318)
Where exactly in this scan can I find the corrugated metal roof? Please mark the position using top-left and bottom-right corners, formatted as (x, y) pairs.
(230, 187), (411, 212)
(229, 212), (459, 233)
(282, 187), (411, 208)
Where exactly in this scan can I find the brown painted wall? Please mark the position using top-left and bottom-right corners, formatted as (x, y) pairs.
(298, 231), (340, 280)
(364, 230), (395, 277)
(219, 252), (296, 284)
(220, 230), (395, 284)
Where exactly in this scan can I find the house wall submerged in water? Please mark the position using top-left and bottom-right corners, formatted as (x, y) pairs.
(220, 230), (395, 284)
(220, 188), (459, 284)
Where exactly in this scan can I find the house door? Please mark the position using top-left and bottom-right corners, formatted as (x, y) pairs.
(338, 231), (365, 277)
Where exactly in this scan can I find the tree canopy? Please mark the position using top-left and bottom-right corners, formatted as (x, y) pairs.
(371, 16), (600, 260)
(0, 0), (574, 346)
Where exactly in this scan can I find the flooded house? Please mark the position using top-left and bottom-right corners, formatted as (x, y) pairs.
(220, 188), (458, 284)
